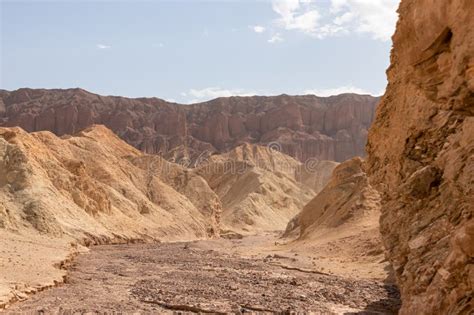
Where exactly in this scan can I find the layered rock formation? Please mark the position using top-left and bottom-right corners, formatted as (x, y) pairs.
(195, 143), (337, 233)
(0, 89), (378, 163)
(366, 0), (474, 313)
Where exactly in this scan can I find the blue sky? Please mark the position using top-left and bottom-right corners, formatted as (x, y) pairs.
(1, 0), (399, 103)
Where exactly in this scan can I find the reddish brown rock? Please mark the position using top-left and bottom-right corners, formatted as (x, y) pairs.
(367, 0), (474, 313)
(0, 89), (378, 163)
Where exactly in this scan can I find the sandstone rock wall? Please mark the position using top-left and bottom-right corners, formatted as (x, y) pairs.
(366, 0), (474, 313)
(0, 89), (378, 163)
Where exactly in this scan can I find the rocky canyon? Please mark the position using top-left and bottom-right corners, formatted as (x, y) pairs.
(1, 0), (473, 313)
(1, 124), (390, 313)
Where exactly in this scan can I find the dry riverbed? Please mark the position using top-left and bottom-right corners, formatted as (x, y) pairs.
(2, 234), (400, 314)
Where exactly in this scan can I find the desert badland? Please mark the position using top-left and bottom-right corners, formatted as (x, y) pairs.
(0, 0), (473, 314)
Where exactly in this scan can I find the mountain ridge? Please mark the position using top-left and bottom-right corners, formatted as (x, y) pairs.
(0, 88), (379, 163)
(0, 87), (379, 105)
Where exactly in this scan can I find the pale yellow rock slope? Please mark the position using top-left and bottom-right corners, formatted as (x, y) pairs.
(195, 143), (338, 234)
(283, 158), (386, 279)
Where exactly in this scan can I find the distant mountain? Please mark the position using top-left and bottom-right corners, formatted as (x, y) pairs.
(0, 88), (379, 163)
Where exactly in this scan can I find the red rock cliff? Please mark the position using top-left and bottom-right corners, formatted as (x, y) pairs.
(0, 89), (378, 163)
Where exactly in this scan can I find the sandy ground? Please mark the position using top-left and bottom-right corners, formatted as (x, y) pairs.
(0, 231), (84, 308)
(2, 233), (400, 314)
(206, 229), (389, 281)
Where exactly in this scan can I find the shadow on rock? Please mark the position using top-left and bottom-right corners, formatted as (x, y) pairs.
(345, 284), (401, 315)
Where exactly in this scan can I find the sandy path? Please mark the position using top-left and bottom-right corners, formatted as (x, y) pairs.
(3, 235), (400, 314)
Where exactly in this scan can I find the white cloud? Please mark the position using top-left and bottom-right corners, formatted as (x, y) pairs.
(268, 33), (284, 43)
(272, 0), (300, 20)
(328, 0), (399, 41)
(252, 25), (266, 33)
(286, 10), (320, 32)
(330, 0), (348, 13)
(96, 44), (111, 49)
(269, 0), (399, 41)
(304, 85), (382, 97)
(185, 87), (256, 103)
(272, 0), (320, 33)
(333, 12), (355, 25)
(320, 25), (348, 39)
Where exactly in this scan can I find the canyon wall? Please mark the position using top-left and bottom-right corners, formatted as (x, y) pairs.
(366, 0), (474, 313)
(0, 89), (378, 163)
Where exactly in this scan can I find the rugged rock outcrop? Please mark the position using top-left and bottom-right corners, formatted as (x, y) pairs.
(366, 0), (474, 313)
(0, 89), (378, 163)
(195, 143), (337, 233)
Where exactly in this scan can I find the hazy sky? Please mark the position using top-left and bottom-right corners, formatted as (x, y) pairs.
(1, 0), (399, 103)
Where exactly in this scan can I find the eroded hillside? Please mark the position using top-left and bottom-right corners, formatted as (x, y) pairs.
(195, 143), (338, 234)
(283, 158), (386, 280)
(0, 125), (221, 307)
(0, 125), (220, 241)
